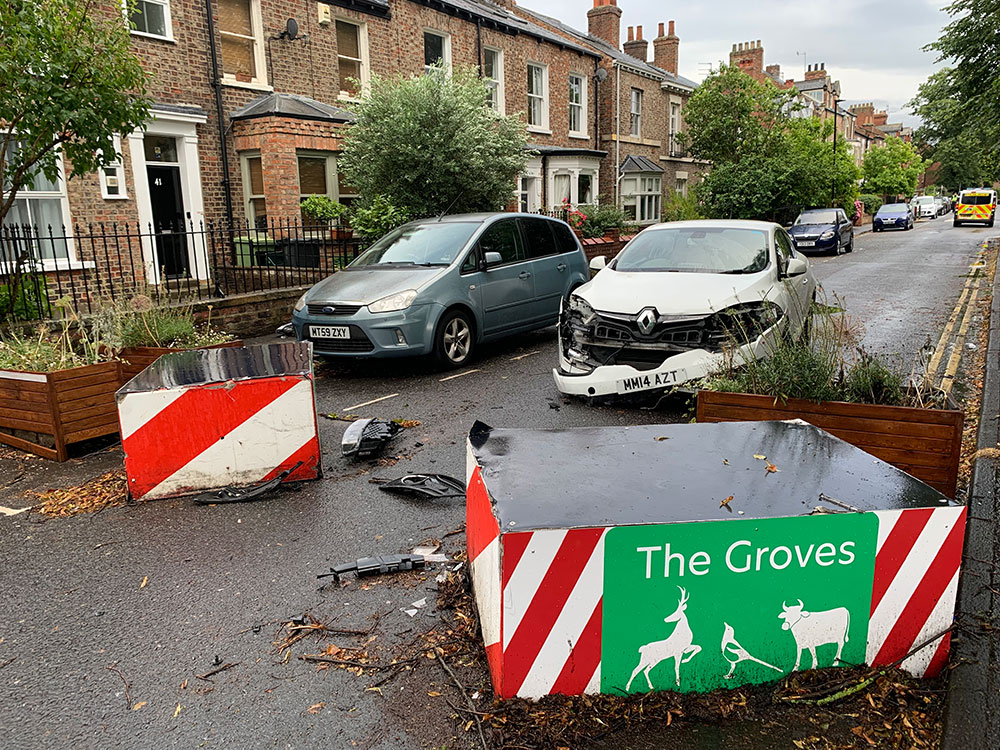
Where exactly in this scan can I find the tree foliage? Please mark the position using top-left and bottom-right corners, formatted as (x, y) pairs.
(0, 0), (151, 225)
(682, 65), (859, 221)
(339, 66), (529, 217)
(861, 137), (926, 198)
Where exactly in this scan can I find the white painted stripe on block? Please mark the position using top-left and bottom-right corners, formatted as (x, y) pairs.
(472, 535), (501, 648)
(584, 662), (601, 695)
(118, 388), (186, 439)
(143, 379), (316, 500)
(867, 508), (957, 663)
(516, 530), (606, 698)
(900, 568), (959, 677)
(466, 441), (477, 485)
(875, 508), (903, 553)
(503, 529), (567, 650)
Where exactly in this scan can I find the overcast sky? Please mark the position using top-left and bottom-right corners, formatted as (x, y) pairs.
(527, 0), (952, 127)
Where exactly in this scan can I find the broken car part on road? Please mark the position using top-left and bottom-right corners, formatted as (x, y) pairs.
(341, 418), (402, 458)
(192, 461), (304, 504)
(378, 474), (465, 499)
(318, 553), (426, 582)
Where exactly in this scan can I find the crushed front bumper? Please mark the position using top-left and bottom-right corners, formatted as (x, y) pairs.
(553, 347), (725, 397)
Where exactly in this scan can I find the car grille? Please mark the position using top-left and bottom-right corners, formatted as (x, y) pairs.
(592, 313), (716, 349)
(307, 303), (363, 316)
(309, 326), (375, 353)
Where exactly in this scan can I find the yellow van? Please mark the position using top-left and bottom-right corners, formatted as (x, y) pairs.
(954, 189), (996, 227)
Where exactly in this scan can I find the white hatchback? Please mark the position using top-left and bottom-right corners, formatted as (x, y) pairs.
(553, 220), (817, 398)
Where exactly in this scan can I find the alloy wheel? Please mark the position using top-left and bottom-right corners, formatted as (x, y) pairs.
(443, 317), (471, 363)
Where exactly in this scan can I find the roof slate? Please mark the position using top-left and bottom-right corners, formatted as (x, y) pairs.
(231, 93), (356, 123)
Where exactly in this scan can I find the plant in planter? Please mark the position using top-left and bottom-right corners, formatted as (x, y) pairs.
(300, 195), (350, 239)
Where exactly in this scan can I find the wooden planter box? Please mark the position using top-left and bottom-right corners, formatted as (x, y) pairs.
(0, 361), (123, 462)
(696, 390), (965, 498)
(117, 341), (244, 382)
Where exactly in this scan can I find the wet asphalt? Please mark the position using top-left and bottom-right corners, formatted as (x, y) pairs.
(0, 216), (990, 749)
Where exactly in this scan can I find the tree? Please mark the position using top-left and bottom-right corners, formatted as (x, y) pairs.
(338, 66), (529, 217)
(861, 137), (926, 198)
(0, 0), (150, 227)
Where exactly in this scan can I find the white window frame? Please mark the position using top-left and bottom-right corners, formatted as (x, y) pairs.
(527, 62), (549, 133)
(622, 172), (661, 224)
(423, 29), (452, 75)
(335, 18), (369, 102)
(99, 135), (128, 200)
(630, 88), (643, 137)
(220, 0), (268, 88)
(239, 151), (266, 228)
(483, 47), (504, 113)
(568, 72), (588, 137)
(125, 0), (174, 42)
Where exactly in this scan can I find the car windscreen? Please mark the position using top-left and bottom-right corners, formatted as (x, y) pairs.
(613, 227), (770, 274)
(879, 204), (908, 213)
(914, 197), (936, 204)
(960, 194), (992, 205)
(794, 211), (837, 225)
(348, 223), (480, 268)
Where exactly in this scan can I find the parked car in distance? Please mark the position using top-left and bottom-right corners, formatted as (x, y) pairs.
(912, 195), (938, 220)
(554, 220), (817, 398)
(873, 203), (914, 232)
(292, 213), (590, 367)
(787, 207), (854, 255)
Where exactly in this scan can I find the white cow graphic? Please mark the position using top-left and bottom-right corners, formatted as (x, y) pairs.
(625, 587), (702, 690)
(720, 622), (782, 678)
(778, 599), (851, 671)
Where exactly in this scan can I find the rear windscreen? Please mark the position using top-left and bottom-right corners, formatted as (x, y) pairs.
(960, 194), (993, 205)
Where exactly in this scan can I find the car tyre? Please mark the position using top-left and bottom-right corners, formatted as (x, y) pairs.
(434, 309), (475, 369)
(989, 217), (996, 228)
(846, 234), (854, 252)
(832, 237), (842, 256)
(953, 220), (960, 228)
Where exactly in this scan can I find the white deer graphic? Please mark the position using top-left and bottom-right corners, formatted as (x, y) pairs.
(625, 586), (702, 691)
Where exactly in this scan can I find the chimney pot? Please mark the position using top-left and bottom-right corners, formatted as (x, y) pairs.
(756, 39), (761, 47)
(636, 25), (642, 40)
(658, 22), (665, 37)
(668, 20), (675, 36)
(627, 25), (634, 41)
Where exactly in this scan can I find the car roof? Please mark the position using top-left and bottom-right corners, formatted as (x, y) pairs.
(644, 219), (778, 232)
(407, 212), (565, 226)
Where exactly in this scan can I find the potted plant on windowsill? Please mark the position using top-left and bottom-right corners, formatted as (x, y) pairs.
(300, 195), (351, 240)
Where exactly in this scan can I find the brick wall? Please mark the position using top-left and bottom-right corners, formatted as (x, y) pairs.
(189, 287), (304, 337)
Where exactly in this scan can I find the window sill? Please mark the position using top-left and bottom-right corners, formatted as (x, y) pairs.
(101, 194), (130, 201)
(130, 30), (176, 43)
(527, 126), (552, 135)
(39, 260), (97, 272)
(338, 94), (363, 104)
(568, 133), (590, 140)
(222, 79), (273, 92)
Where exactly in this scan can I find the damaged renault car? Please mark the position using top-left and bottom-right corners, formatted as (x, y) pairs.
(553, 220), (817, 398)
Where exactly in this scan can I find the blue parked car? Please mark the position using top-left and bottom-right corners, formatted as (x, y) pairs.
(873, 203), (914, 232)
(292, 213), (590, 367)
(787, 207), (854, 255)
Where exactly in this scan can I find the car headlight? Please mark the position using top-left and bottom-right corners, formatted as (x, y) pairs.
(294, 293), (307, 312)
(820, 229), (835, 240)
(709, 301), (783, 347)
(566, 293), (597, 326)
(368, 289), (417, 313)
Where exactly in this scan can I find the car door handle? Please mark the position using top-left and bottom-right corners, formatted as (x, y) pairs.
(519, 271), (531, 279)
(556, 263), (567, 272)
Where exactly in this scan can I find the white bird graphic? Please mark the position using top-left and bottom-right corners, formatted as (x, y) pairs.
(721, 622), (783, 679)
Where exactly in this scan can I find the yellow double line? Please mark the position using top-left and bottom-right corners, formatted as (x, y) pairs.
(927, 246), (992, 396)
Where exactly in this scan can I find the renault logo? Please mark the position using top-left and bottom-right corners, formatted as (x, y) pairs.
(636, 307), (658, 335)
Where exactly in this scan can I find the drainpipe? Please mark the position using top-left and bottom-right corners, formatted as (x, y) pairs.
(476, 19), (483, 75)
(541, 154), (548, 211)
(205, 0), (235, 230)
(614, 62), (621, 205)
(593, 58), (599, 152)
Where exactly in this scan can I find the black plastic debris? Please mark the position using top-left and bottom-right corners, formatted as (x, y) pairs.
(378, 474), (465, 499)
(275, 322), (294, 336)
(318, 553), (426, 582)
(341, 418), (401, 458)
(192, 461), (303, 504)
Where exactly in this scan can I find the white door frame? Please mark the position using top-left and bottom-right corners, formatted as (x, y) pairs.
(129, 108), (209, 284)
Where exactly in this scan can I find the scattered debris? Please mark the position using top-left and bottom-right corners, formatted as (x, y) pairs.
(30, 470), (128, 518)
(765, 462), (780, 474)
(192, 461), (303, 504)
(378, 474), (465, 499)
(723, 458), (730, 465)
(720, 495), (734, 511)
(195, 662), (239, 681)
(655, 436), (671, 441)
(402, 597), (427, 617)
(139, 576), (148, 589)
(307, 701), (326, 714)
(342, 418), (402, 458)
(106, 663), (133, 709)
(275, 322), (294, 336)
(318, 554), (426, 583)
(392, 419), (421, 428)
(753, 454), (766, 460)
(323, 412), (362, 422)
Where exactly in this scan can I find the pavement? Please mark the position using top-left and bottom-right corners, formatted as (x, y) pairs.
(0, 216), (992, 749)
(942, 236), (1000, 750)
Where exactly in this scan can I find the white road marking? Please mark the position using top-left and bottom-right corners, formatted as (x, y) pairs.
(509, 350), (539, 361)
(439, 369), (481, 382)
(342, 392), (399, 412)
(0, 506), (33, 516)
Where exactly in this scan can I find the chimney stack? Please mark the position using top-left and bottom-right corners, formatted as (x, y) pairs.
(587, 0), (622, 49)
(623, 24), (649, 62)
(728, 39), (764, 81)
(653, 19), (679, 74)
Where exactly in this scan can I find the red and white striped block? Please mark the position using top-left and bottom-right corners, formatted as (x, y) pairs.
(867, 506), (967, 678)
(120, 370), (320, 500)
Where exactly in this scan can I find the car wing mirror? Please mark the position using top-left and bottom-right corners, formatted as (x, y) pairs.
(482, 251), (503, 270)
(589, 255), (607, 272)
(785, 257), (808, 277)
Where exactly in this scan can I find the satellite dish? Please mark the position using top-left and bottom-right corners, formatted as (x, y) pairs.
(283, 18), (299, 40)
(595, 67), (608, 83)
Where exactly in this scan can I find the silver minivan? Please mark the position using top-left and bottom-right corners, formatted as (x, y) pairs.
(292, 213), (590, 367)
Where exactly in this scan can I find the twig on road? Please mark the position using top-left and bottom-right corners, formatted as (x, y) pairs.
(105, 663), (133, 709)
(0, 657), (15, 670)
(435, 647), (488, 750)
(195, 662), (239, 681)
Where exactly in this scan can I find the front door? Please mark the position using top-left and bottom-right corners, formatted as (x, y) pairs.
(146, 164), (189, 278)
(475, 218), (536, 336)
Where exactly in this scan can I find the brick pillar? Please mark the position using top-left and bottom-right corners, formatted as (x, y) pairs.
(587, 0), (622, 50)
(653, 21), (679, 75)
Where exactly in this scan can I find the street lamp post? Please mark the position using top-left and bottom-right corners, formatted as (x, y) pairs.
(831, 97), (840, 206)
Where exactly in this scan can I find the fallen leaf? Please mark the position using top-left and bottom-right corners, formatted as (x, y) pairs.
(753, 454), (766, 460)
(180, 679), (188, 690)
(365, 687), (382, 694)
(720, 495), (734, 509)
(428, 691), (442, 697)
(172, 703), (181, 718)
(140, 576), (148, 589)
(132, 701), (147, 711)
(655, 436), (670, 441)
(765, 463), (780, 474)
(723, 459), (730, 465)
(307, 702), (326, 714)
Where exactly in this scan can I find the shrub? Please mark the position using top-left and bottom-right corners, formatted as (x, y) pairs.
(0, 273), (49, 321)
(350, 195), (412, 241)
(841, 349), (905, 406)
(575, 202), (630, 239)
(90, 295), (231, 349)
(662, 191), (704, 222)
(859, 193), (883, 215)
(300, 195), (347, 224)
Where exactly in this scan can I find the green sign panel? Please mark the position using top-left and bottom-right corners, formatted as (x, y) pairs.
(601, 515), (878, 694)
